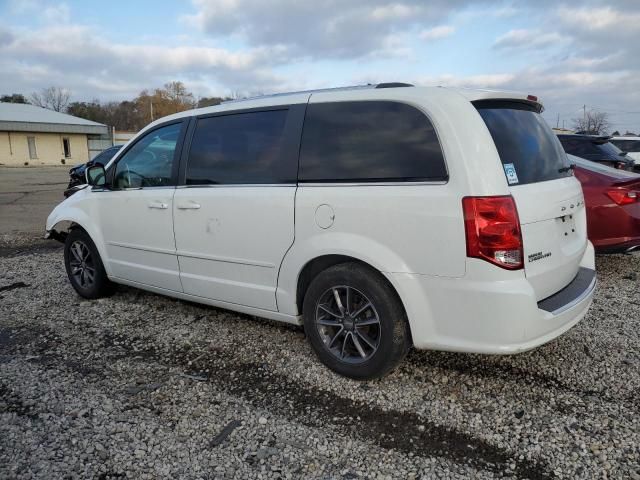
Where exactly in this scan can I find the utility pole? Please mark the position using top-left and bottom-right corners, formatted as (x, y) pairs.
(150, 101), (154, 122)
(556, 113), (560, 128)
(583, 104), (586, 130)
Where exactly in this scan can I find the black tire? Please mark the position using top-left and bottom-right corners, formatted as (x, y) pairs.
(64, 228), (113, 299)
(303, 262), (410, 380)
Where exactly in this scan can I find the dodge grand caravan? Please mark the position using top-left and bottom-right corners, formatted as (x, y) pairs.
(46, 84), (596, 379)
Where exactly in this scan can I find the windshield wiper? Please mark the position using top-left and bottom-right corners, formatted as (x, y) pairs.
(558, 164), (576, 173)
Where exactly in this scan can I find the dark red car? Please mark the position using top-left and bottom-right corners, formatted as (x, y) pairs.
(570, 154), (640, 253)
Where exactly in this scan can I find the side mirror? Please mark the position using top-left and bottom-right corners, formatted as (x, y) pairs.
(86, 164), (107, 187)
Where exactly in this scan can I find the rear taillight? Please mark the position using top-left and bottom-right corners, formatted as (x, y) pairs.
(462, 196), (523, 270)
(606, 189), (638, 205)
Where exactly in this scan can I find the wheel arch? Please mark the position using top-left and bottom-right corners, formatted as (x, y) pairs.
(294, 254), (412, 345)
(46, 207), (111, 275)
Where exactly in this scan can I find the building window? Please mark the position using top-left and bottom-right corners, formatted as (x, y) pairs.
(62, 137), (71, 158)
(27, 136), (37, 159)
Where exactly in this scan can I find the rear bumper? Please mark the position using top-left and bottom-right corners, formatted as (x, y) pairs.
(388, 242), (596, 354)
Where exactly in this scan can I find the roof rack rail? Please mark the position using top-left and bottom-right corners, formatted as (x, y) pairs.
(221, 82), (414, 104)
(222, 84), (373, 104)
(375, 82), (414, 89)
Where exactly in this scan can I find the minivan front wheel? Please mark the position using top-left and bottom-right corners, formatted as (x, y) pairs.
(303, 263), (410, 379)
(64, 229), (113, 299)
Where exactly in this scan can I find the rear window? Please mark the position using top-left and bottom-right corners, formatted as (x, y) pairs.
(611, 139), (640, 152)
(559, 136), (625, 160)
(299, 101), (447, 183)
(476, 101), (570, 185)
(558, 136), (600, 156)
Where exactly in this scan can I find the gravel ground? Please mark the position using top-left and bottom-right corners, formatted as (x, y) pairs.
(1, 234), (639, 479)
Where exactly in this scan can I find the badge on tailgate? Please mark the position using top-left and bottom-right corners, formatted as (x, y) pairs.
(528, 251), (552, 263)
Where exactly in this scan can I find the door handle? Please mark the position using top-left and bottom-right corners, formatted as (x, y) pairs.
(148, 201), (168, 209)
(177, 202), (201, 210)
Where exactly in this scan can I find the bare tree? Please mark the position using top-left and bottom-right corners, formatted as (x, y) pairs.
(30, 86), (71, 112)
(572, 109), (610, 135)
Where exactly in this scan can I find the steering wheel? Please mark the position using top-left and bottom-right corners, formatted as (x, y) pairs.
(114, 167), (147, 189)
(126, 168), (149, 188)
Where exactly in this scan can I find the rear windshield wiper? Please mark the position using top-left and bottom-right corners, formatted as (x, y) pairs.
(558, 164), (576, 173)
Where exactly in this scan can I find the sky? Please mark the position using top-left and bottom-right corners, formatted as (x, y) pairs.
(1, 0), (639, 132)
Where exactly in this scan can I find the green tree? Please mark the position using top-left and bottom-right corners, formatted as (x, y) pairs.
(197, 96), (225, 108)
(0, 93), (29, 104)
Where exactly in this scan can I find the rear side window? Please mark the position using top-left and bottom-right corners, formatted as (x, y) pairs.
(299, 101), (447, 182)
(476, 102), (570, 185)
(187, 109), (290, 185)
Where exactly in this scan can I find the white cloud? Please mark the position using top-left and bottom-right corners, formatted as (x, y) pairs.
(493, 29), (566, 50)
(419, 25), (455, 41)
(1, 0), (640, 132)
(183, 0), (472, 59)
(370, 3), (416, 20)
(557, 6), (640, 33)
(0, 23), (287, 99)
(43, 3), (70, 24)
(415, 73), (516, 89)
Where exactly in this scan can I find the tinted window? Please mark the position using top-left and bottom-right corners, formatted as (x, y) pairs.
(113, 123), (181, 189)
(476, 102), (570, 185)
(598, 141), (624, 157)
(558, 136), (626, 160)
(558, 137), (600, 156)
(186, 110), (290, 185)
(298, 101), (447, 182)
(93, 145), (122, 165)
(612, 139), (640, 152)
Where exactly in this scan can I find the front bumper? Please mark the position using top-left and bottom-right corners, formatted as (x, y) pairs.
(388, 242), (596, 353)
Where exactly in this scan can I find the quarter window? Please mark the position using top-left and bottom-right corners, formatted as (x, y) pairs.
(186, 110), (290, 185)
(298, 101), (447, 182)
(113, 122), (182, 189)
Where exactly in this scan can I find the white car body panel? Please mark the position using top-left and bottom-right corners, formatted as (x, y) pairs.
(173, 185), (296, 311)
(46, 85), (595, 355)
(509, 178), (587, 300)
(97, 188), (182, 291)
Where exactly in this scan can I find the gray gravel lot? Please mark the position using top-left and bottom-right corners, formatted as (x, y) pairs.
(1, 234), (639, 479)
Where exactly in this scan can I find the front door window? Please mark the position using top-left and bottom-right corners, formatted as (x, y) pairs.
(113, 123), (181, 189)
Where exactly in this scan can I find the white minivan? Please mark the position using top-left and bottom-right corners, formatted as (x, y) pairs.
(46, 84), (596, 379)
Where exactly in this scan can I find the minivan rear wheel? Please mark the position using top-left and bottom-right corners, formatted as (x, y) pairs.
(303, 263), (410, 380)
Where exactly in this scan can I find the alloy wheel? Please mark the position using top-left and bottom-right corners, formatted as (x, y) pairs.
(314, 285), (381, 364)
(68, 240), (96, 289)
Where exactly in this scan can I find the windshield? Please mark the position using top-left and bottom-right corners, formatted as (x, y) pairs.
(475, 101), (571, 185)
(93, 146), (121, 165)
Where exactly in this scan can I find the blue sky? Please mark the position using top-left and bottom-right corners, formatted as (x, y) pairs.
(1, 0), (639, 132)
